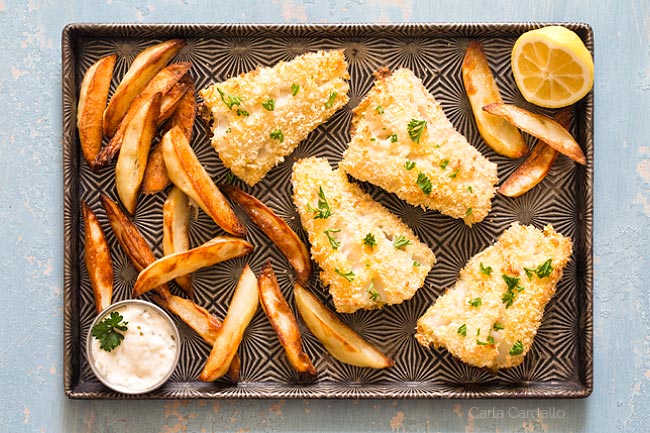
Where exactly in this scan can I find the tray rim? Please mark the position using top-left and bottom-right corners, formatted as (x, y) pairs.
(62, 21), (593, 399)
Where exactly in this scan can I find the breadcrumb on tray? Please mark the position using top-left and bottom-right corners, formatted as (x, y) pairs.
(292, 157), (435, 313)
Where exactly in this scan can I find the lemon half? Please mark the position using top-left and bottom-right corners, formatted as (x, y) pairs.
(511, 26), (594, 108)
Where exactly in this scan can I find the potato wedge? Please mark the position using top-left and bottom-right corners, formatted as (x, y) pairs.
(161, 126), (246, 236)
(150, 291), (241, 382)
(258, 262), (316, 376)
(158, 75), (191, 124)
(115, 92), (161, 215)
(140, 143), (170, 194)
(165, 79), (196, 141)
(498, 110), (572, 197)
(483, 103), (586, 165)
(103, 39), (185, 138)
(162, 186), (193, 297)
(77, 54), (116, 169)
(133, 236), (253, 297)
(462, 41), (528, 158)
(200, 264), (259, 381)
(294, 283), (394, 369)
(81, 200), (113, 313)
(221, 185), (311, 285)
(96, 62), (191, 167)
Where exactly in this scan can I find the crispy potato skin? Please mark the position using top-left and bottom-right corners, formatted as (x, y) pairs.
(103, 39), (185, 138)
(162, 186), (193, 297)
(416, 223), (573, 370)
(483, 103), (586, 165)
(258, 262), (316, 376)
(160, 126), (246, 236)
(294, 283), (394, 369)
(77, 54), (116, 169)
(200, 264), (259, 381)
(222, 184), (311, 285)
(132, 236), (253, 297)
(115, 92), (161, 215)
(462, 41), (528, 158)
(498, 110), (572, 197)
(165, 79), (196, 141)
(97, 62), (191, 167)
(81, 201), (113, 313)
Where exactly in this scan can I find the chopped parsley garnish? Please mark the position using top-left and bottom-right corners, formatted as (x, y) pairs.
(325, 91), (338, 109)
(480, 262), (493, 276)
(291, 83), (300, 96)
(375, 105), (384, 114)
(477, 336), (495, 346)
(524, 259), (553, 280)
(450, 167), (460, 178)
(370, 137), (377, 142)
(457, 324), (467, 337)
(367, 283), (382, 302)
(501, 274), (524, 308)
(416, 172), (432, 195)
(492, 322), (505, 331)
(216, 87), (242, 110)
(261, 98), (275, 111)
(407, 118), (427, 143)
(307, 186), (332, 219)
(413, 261), (421, 267)
(91, 311), (128, 352)
(335, 268), (355, 282)
(469, 297), (482, 307)
(509, 340), (524, 356)
(404, 160), (416, 170)
(393, 235), (412, 249)
(225, 127), (232, 134)
(466, 207), (473, 216)
(363, 233), (376, 247)
(269, 129), (284, 143)
(467, 185), (473, 193)
(225, 170), (235, 183)
(390, 133), (398, 143)
(324, 228), (341, 250)
(439, 159), (450, 170)
(236, 109), (249, 117)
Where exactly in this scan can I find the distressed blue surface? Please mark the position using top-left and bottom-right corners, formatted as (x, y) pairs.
(0, 0), (648, 431)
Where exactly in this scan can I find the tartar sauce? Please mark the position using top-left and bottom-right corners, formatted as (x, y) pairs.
(89, 301), (179, 393)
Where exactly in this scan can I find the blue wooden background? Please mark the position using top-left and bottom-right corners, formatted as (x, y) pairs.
(1, 0), (648, 432)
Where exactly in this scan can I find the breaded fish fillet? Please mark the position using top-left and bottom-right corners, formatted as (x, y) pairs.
(292, 157), (435, 313)
(200, 50), (349, 186)
(415, 223), (572, 370)
(341, 68), (498, 226)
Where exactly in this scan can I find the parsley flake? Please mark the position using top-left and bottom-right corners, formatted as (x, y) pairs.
(416, 172), (432, 195)
(375, 105), (384, 114)
(524, 259), (553, 280)
(450, 167), (460, 178)
(393, 235), (412, 249)
(440, 159), (450, 169)
(236, 108), (249, 117)
(509, 340), (524, 356)
(469, 297), (482, 307)
(216, 87), (242, 110)
(404, 160), (416, 170)
(291, 83), (300, 96)
(269, 129), (284, 143)
(324, 228), (341, 250)
(335, 268), (355, 282)
(325, 91), (338, 109)
(261, 98), (275, 111)
(307, 186), (332, 219)
(480, 262), (493, 276)
(363, 233), (376, 247)
(407, 119), (427, 143)
(367, 283), (382, 303)
(390, 133), (398, 143)
(458, 324), (467, 337)
(493, 322), (505, 331)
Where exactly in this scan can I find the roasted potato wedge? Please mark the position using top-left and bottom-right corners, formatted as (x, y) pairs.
(133, 236), (253, 297)
(115, 92), (161, 215)
(498, 110), (572, 197)
(161, 126), (246, 236)
(200, 264), (259, 381)
(258, 262), (316, 376)
(483, 103), (586, 165)
(103, 39), (185, 138)
(81, 201), (113, 313)
(140, 143), (171, 194)
(222, 185), (311, 285)
(157, 75), (191, 124)
(165, 79), (196, 141)
(96, 62), (191, 167)
(462, 41), (528, 158)
(294, 283), (394, 369)
(162, 186), (194, 297)
(77, 54), (116, 169)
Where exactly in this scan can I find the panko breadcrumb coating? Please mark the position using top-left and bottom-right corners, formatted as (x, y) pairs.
(341, 68), (498, 226)
(416, 223), (572, 370)
(200, 50), (349, 186)
(292, 157), (435, 313)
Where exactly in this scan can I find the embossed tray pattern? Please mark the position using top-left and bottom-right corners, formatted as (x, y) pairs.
(62, 23), (593, 399)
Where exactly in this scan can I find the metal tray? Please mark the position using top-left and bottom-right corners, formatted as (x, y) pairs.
(62, 23), (593, 399)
